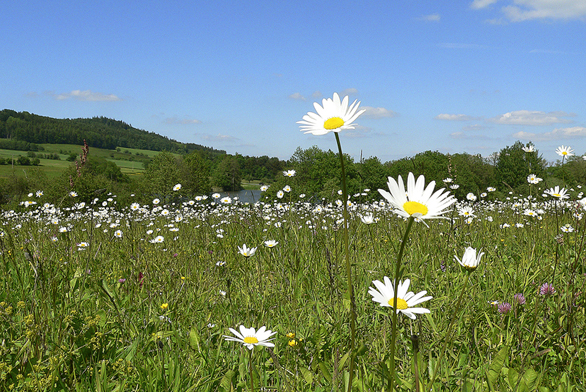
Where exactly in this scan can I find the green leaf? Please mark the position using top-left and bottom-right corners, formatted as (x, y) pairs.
(507, 368), (519, 390)
(219, 369), (234, 392)
(189, 328), (200, 351)
(319, 362), (332, 383)
(300, 367), (314, 385)
(521, 368), (539, 391)
(487, 346), (509, 389)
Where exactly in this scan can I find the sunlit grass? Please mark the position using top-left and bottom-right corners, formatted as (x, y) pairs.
(0, 189), (585, 391)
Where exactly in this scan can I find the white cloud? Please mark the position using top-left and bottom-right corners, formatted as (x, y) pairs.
(342, 125), (386, 139)
(361, 106), (398, 119)
(470, 0), (499, 9)
(450, 131), (491, 140)
(289, 92), (306, 101)
(529, 49), (575, 54)
(474, 0), (586, 21)
(435, 113), (477, 121)
(311, 91), (322, 98)
(164, 116), (201, 125)
(503, 0), (586, 21)
(462, 124), (487, 131)
(488, 110), (575, 126)
(416, 14), (441, 21)
(198, 133), (239, 142)
(513, 126), (586, 141)
(54, 90), (121, 101)
(340, 88), (358, 96)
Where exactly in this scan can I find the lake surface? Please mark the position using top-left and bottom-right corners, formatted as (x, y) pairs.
(218, 190), (263, 204)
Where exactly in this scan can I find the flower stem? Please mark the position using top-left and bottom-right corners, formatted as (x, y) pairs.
(334, 132), (356, 392)
(388, 216), (415, 392)
(249, 349), (255, 392)
(426, 271), (472, 390)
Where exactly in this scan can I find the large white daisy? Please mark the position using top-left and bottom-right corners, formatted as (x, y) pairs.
(378, 173), (456, 221)
(555, 145), (574, 157)
(224, 325), (277, 350)
(297, 93), (366, 136)
(544, 186), (569, 200)
(368, 277), (432, 319)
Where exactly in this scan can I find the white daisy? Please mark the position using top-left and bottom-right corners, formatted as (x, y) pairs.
(544, 186), (569, 200)
(264, 240), (278, 248)
(297, 92), (365, 136)
(454, 247), (484, 271)
(378, 173), (456, 222)
(368, 278), (432, 320)
(527, 174), (542, 184)
(360, 214), (375, 224)
(223, 325), (277, 350)
(556, 145), (574, 157)
(238, 244), (256, 257)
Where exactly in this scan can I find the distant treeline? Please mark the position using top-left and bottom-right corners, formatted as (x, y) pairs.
(0, 109), (225, 155)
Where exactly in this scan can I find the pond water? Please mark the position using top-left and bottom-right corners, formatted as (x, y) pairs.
(218, 189), (263, 204)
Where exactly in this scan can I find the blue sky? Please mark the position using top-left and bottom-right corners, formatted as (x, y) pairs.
(1, 0), (585, 163)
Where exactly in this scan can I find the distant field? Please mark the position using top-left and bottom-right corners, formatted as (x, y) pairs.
(0, 143), (169, 179)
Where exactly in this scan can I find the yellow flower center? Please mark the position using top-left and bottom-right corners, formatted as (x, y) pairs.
(388, 298), (408, 310)
(403, 201), (428, 216)
(553, 193), (561, 197)
(243, 336), (259, 344)
(324, 117), (345, 130)
(562, 151), (568, 155)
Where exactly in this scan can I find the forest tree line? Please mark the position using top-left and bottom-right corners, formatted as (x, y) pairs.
(1, 139), (585, 208)
(1, 110), (585, 207)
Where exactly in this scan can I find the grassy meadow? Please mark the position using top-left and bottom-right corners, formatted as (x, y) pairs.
(0, 144), (159, 179)
(0, 177), (585, 391)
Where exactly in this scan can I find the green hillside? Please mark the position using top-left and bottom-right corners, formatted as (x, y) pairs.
(0, 109), (225, 155)
(0, 143), (161, 179)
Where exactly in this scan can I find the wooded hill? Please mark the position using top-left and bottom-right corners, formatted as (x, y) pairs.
(0, 109), (225, 155)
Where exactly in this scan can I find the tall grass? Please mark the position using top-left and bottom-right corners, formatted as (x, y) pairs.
(0, 188), (585, 391)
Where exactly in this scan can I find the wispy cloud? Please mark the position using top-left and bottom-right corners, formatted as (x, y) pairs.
(340, 88), (359, 96)
(529, 49), (576, 55)
(289, 92), (306, 101)
(488, 110), (575, 126)
(164, 116), (201, 125)
(503, 0), (586, 21)
(462, 124), (487, 131)
(311, 91), (322, 98)
(450, 132), (491, 140)
(198, 133), (239, 143)
(470, 0), (499, 9)
(342, 125), (386, 139)
(416, 14), (440, 21)
(513, 126), (586, 141)
(435, 113), (478, 121)
(361, 106), (398, 119)
(53, 89), (121, 101)
(473, 0), (586, 22)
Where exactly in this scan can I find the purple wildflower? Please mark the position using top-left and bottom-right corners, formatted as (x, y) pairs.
(514, 293), (526, 305)
(498, 302), (512, 314)
(118, 278), (126, 283)
(539, 283), (555, 296)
